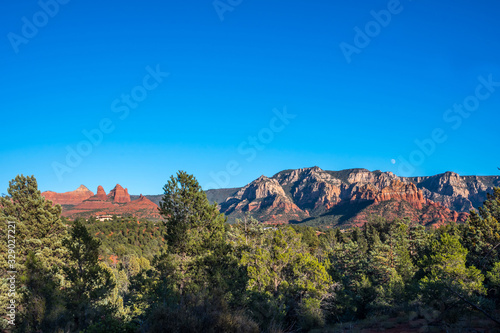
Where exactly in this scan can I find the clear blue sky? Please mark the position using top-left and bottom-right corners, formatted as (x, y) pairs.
(1, 0), (499, 195)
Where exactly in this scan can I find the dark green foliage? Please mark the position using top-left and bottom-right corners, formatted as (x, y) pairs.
(158, 170), (227, 256)
(132, 171), (252, 332)
(17, 252), (66, 333)
(0, 175), (68, 330)
(2, 173), (500, 332)
(62, 220), (116, 331)
(146, 293), (259, 333)
(461, 188), (500, 272)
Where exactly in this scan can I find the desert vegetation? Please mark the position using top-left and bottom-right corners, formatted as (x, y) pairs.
(1, 172), (500, 332)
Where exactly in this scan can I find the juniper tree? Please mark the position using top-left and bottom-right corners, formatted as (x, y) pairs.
(62, 220), (115, 331)
(158, 171), (227, 257)
(0, 175), (67, 330)
(461, 188), (500, 272)
(241, 227), (331, 328)
(419, 233), (486, 322)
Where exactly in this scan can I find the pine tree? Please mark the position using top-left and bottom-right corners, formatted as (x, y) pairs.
(0, 175), (67, 330)
(461, 187), (500, 272)
(139, 172), (253, 332)
(419, 233), (486, 322)
(155, 171), (231, 297)
(240, 227), (331, 329)
(158, 171), (227, 257)
(62, 220), (115, 331)
(17, 252), (66, 332)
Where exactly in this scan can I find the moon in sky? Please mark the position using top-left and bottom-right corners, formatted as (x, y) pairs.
(391, 159), (396, 164)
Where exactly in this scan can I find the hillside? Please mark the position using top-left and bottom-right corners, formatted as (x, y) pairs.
(43, 184), (161, 220)
(41, 167), (499, 227)
(217, 167), (498, 227)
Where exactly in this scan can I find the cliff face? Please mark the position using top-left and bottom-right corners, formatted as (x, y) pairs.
(374, 180), (425, 210)
(107, 184), (131, 203)
(42, 184), (159, 220)
(95, 186), (107, 201)
(220, 176), (308, 224)
(42, 185), (94, 205)
(218, 167), (498, 227)
(405, 172), (500, 212)
(40, 167), (499, 227)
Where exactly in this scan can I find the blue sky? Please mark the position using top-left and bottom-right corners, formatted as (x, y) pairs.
(1, 0), (499, 195)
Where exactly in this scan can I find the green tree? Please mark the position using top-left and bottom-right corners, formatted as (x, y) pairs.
(486, 262), (500, 302)
(138, 171), (251, 332)
(461, 188), (500, 272)
(62, 220), (115, 331)
(17, 252), (67, 332)
(0, 175), (67, 330)
(241, 227), (331, 329)
(419, 233), (486, 322)
(155, 171), (231, 297)
(228, 215), (264, 248)
(158, 171), (227, 257)
(329, 239), (371, 320)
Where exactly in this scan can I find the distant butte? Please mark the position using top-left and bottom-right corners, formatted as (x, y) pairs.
(107, 184), (131, 203)
(41, 185), (94, 205)
(96, 185), (107, 200)
(40, 168), (500, 227)
(42, 184), (159, 220)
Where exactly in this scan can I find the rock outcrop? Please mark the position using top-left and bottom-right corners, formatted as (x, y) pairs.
(218, 167), (499, 227)
(42, 185), (94, 205)
(96, 185), (107, 200)
(220, 176), (308, 223)
(374, 180), (425, 210)
(405, 172), (500, 212)
(42, 185), (158, 220)
(41, 167), (499, 228)
(107, 184), (131, 203)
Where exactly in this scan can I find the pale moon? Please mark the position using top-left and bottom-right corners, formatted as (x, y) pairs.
(391, 159), (396, 164)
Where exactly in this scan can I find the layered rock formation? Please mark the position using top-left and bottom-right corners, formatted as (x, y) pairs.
(95, 186), (107, 200)
(42, 185), (94, 205)
(374, 180), (424, 210)
(218, 167), (499, 227)
(405, 171), (500, 212)
(220, 175), (308, 223)
(42, 184), (159, 220)
(107, 184), (131, 203)
(40, 167), (499, 227)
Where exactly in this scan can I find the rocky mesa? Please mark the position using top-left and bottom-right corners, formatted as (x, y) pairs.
(41, 167), (499, 228)
(42, 185), (94, 205)
(217, 167), (498, 227)
(43, 184), (160, 220)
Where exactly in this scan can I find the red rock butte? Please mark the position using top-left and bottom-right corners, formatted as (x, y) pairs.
(217, 167), (485, 227)
(96, 185), (107, 200)
(107, 184), (131, 203)
(42, 185), (94, 205)
(42, 184), (160, 220)
(40, 167), (499, 228)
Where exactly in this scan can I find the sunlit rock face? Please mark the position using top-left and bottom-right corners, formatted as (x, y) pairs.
(42, 184), (160, 220)
(42, 185), (94, 205)
(41, 168), (499, 227)
(219, 167), (499, 227)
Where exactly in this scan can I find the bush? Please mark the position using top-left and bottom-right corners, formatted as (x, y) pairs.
(297, 298), (325, 331)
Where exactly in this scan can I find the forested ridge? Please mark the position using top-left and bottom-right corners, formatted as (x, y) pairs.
(1, 172), (500, 332)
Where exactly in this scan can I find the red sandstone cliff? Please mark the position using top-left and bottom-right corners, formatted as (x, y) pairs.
(41, 166), (496, 227)
(42, 185), (94, 205)
(42, 185), (158, 220)
(219, 167), (475, 227)
(374, 180), (425, 210)
(107, 184), (131, 203)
